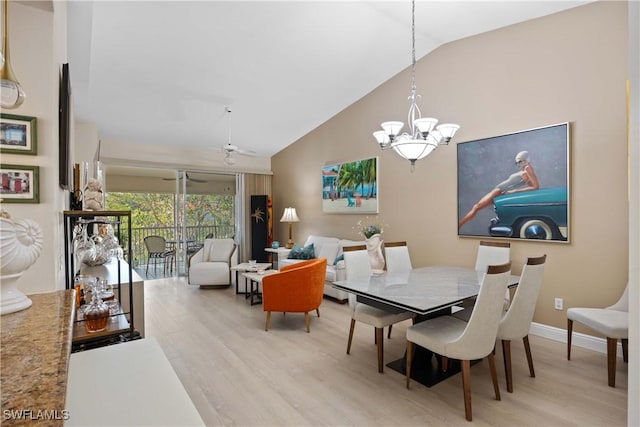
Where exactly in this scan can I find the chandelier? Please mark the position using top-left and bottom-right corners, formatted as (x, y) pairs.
(372, 0), (459, 172)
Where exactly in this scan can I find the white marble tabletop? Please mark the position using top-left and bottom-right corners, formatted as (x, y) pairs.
(231, 262), (272, 272)
(333, 266), (519, 315)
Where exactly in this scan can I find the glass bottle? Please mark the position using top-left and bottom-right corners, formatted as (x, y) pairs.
(84, 280), (110, 333)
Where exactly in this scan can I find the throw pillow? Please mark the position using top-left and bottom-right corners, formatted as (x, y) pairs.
(287, 243), (315, 260)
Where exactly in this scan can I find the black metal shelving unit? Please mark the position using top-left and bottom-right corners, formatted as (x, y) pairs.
(63, 210), (137, 352)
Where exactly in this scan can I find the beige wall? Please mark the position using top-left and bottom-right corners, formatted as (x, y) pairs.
(271, 1), (629, 331)
(1, 2), (68, 294)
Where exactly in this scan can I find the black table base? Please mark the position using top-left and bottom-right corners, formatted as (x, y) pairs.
(387, 346), (481, 387)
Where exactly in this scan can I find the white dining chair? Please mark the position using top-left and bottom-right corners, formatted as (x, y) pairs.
(567, 282), (629, 387)
(453, 240), (511, 321)
(383, 241), (412, 273)
(475, 240), (511, 272)
(405, 262), (512, 422)
(496, 254), (547, 392)
(343, 245), (415, 373)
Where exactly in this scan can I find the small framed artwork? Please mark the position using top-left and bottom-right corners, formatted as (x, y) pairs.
(0, 114), (37, 155)
(457, 122), (569, 242)
(322, 156), (379, 214)
(0, 164), (40, 203)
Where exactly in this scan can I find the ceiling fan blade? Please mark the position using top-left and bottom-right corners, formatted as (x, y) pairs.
(236, 148), (257, 156)
(161, 173), (207, 183)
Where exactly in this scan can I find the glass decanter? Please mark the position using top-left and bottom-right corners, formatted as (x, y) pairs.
(83, 279), (110, 333)
(72, 223), (96, 267)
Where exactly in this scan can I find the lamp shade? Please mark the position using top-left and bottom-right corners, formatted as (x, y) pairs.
(280, 207), (300, 223)
(390, 136), (437, 162)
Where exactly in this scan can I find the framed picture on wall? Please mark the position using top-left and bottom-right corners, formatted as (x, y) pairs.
(457, 122), (569, 242)
(0, 114), (37, 155)
(322, 156), (379, 214)
(0, 164), (40, 203)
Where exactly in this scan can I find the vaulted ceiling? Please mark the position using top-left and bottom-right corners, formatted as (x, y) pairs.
(67, 1), (590, 163)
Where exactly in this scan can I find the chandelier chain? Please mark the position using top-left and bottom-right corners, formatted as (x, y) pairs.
(371, 0), (460, 171)
(408, 0), (420, 136)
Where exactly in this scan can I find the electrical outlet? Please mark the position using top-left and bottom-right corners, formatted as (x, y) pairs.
(554, 297), (563, 310)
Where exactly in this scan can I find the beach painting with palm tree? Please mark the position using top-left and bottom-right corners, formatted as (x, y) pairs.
(322, 156), (378, 214)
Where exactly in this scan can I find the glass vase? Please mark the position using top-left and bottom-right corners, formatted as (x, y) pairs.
(82, 161), (105, 211)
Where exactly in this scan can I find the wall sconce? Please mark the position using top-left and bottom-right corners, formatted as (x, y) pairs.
(280, 207), (300, 249)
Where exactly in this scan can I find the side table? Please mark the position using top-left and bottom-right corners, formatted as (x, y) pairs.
(264, 247), (292, 269)
(242, 270), (279, 306)
(231, 263), (272, 295)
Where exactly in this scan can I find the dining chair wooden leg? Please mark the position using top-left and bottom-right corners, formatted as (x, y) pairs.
(387, 324), (392, 339)
(265, 311), (271, 331)
(316, 308), (320, 318)
(406, 341), (413, 389)
(376, 327), (384, 373)
(501, 340), (513, 393)
(461, 359), (473, 421)
(607, 337), (617, 387)
(523, 335), (535, 377)
(346, 319), (356, 354)
(567, 319), (574, 360)
(622, 339), (628, 363)
(488, 353), (501, 401)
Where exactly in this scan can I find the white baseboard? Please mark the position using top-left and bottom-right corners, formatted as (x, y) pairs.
(529, 322), (624, 355)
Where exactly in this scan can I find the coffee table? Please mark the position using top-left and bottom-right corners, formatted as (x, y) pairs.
(231, 263), (272, 296)
(242, 270), (279, 306)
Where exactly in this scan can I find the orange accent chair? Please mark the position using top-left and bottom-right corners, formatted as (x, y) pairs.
(262, 258), (327, 333)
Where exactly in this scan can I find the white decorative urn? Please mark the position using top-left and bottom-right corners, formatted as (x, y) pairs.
(0, 215), (43, 315)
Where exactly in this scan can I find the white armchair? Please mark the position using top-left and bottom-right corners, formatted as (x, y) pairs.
(188, 238), (237, 287)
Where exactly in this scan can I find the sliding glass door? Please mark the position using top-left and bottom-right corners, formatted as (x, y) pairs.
(174, 170), (236, 276)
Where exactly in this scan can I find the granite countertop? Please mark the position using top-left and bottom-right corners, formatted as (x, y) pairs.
(1, 290), (75, 425)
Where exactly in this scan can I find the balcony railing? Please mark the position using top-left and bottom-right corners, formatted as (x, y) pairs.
(123, 224), (235, 268)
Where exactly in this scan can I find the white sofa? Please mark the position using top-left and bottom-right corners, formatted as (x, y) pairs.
(279, 235), (365, 303)
(188, 238), (238, 287)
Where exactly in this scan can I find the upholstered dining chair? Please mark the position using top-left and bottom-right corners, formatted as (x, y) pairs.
(475, 240), (511, 272)
(405, 262), (512, 422)
(454, 240), (511, 320)
(383, 241), (412, 273)
(143, 235), (175, 275)
(496, 254), (547, 393)
(343, 245), (415, 373)
(567, 282), (629, 387)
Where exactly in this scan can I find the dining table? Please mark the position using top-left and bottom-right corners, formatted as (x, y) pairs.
(333, 266), (520, 386)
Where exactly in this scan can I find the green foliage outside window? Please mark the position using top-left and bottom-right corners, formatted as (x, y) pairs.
(105, 192), (233, 229)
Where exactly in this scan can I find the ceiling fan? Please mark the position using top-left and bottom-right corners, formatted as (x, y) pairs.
(162, 172), (207, 183)
(218, 107), (256, 165)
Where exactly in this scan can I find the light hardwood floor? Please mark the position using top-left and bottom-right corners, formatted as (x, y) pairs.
(144, 277), (627, 426)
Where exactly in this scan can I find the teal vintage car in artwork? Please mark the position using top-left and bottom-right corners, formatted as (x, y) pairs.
(489, 187), (568, 241)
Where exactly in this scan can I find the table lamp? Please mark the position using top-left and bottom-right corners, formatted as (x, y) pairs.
(280, 207), (300, 249)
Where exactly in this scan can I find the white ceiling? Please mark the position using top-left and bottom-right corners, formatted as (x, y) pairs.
(67, 1), (590, 161)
